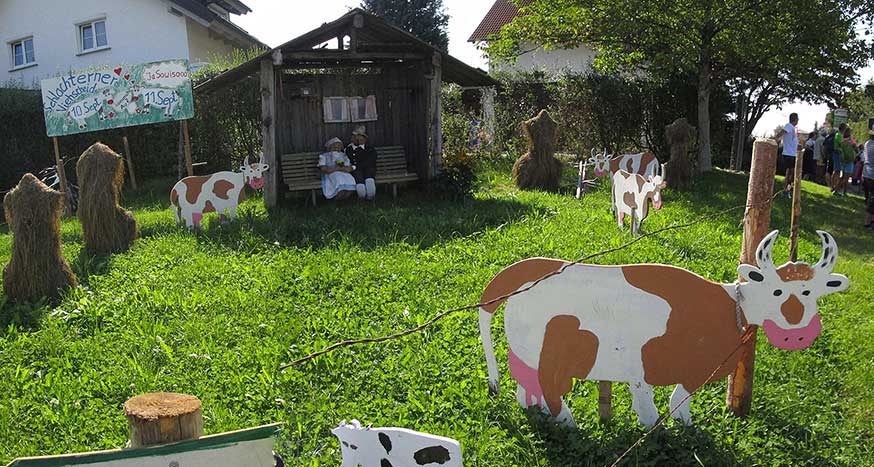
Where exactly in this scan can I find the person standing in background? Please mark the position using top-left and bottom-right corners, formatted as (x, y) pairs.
(773, 113), (801, 195)
(814, 128), (827, 185)
(803, 132), (816, 180)
(862, 128), (874, 227)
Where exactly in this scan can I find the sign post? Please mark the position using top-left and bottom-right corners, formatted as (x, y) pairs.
(122, 134), (137, 189)
(52, 136), (71, 216)
(181, 120), (194, 176)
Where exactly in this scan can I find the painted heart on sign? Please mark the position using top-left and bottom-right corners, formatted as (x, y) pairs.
(108, 112), (115, 118)
(114, 67), (123, 75)
(124, 74), (130, 80)
(107, 99), (114, 105)
(132, 96), (138, 101)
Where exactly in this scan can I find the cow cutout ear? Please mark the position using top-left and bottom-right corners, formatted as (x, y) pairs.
(658, 181), (667, 189)
(823, 273), (849, 292)
(738, 264), (765, 282)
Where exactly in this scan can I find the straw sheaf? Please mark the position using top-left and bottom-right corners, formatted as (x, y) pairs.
(76, 142), (138, 255)
(2, 173), (77, 303)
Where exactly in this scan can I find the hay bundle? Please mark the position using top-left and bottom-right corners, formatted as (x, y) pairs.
(3, 174), (77, 303)
(664, 118), (695, 189)
(512, 109), (562, 191)
(77, 142), (138, 254)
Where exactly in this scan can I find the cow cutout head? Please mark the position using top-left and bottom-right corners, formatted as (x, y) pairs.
(644, 164), (667, 210)
(588, 148), (611, 177)
(331, 420), (371, 467)
(737, 230), (848, 350)
(241, 154), (269, 190)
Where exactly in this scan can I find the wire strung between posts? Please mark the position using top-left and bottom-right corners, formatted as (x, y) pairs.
(279, 190), (780, 370)
(609, 326), (757, 467)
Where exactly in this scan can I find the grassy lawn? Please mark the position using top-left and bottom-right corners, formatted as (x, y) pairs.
(0, 162), (872, 466)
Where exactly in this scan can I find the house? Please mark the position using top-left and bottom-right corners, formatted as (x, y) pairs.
(196, 8), (499, 208)
(1, 0), (265, 88)
(468, 0), (597, 75)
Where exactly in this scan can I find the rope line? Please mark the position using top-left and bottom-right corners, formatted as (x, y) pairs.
(279, 191), (780, 370)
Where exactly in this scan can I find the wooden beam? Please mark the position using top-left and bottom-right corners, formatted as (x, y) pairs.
(282, 50), (426, 62)
(260, 59), (278, 209)
(122, 134), (137, 190)
(426, 52), (443, 179)
(726, 138), (777, 417)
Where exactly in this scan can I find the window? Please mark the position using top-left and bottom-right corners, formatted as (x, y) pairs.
(350, 95), (378, 122)
(323, 96), (378, 123)
(79, 19), (108, 52)
(10, 37), (35, 68)
(323, 97), (350, 123)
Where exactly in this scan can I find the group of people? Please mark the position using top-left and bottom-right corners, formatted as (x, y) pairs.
(777, 112), (874, 228)
(319, 125), (378, 201)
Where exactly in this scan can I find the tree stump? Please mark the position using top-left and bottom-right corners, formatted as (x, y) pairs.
(664, 118), (695, 189)
(2, 174), (77, 304)
(124, 392), (203, 448)
(512, 109), (562, 191)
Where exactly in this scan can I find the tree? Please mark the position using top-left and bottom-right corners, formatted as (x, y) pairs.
(487, 0), (874, 172)
(361, 0), (449, 52)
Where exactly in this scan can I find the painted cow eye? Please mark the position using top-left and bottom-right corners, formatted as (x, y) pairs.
(773, 289), (783, 296)
(802, 290), (811, 296)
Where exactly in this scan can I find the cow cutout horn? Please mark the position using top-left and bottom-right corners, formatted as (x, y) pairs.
(244, 155), (251, 166)
(755, 230), (780, 273)
(812, 230), (838, 274)
(258, 153), (265, 165)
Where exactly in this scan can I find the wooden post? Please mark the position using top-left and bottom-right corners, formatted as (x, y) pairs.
(736, 95), (748, 171)
(726, 138), (777, 417)
(260, 58), (278, 208)
(52, 137), (71, 216)
(181, 120), (194, 177)
(122, 134), (138, 190)
(124, 392), (203, 448)
(177, 125), (185, 180)
(598, 381), (612, 421)
(576, 160), (587, 199)
(426, 52), (443, 179)
(789, 150), (803, 261)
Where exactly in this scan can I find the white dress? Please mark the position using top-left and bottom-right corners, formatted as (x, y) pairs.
(318, 151), (357, 199)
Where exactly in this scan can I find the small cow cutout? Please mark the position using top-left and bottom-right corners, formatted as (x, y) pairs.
(332, 420), (463, 467)
(478, 230), (849, 428)
(612, 165), (666, 236)
(588, 149), (660, 179)
(170, 155), (269, 228)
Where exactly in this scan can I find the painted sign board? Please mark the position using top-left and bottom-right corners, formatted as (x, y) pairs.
(832, 108), (849, 128)
(7, 423), (280, 467)
(40, 60), (194, 137)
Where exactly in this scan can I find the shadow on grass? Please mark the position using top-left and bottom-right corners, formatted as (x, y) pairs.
(137, 185), (546, 252)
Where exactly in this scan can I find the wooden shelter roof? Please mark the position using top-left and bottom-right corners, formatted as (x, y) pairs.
(195, 8), (499, 93)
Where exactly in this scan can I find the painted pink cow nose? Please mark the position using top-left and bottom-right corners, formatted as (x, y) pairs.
(248, 177), (265, 189)
(762, 314), (821, 350)
(594, 169), (605, 177)
(653, 200), (663, 210)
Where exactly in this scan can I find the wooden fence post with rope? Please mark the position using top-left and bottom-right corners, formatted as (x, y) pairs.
(726, 137), (777, 417)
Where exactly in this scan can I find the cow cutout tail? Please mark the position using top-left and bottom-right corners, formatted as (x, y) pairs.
(170, 188), (182, 225)
(478, 308), (500, 395)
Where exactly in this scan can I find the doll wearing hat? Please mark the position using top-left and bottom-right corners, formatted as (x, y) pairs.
(346, 125), (378, 200)
(319, 137), (357, 200)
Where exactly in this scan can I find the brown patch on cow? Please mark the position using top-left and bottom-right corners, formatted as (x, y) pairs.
(623, 265), (742, 391)
(238, 186), (246, 204)
(641, 151), (657, 168)
(180, 176), (210, 205)
(624, 158), (634, 172)
(623, 192), (637, 209)
(170, 187), (179, 206)
(480, 258), (566, 313)
(780, 294), (804, 325)
(634, 175), (645, 191)
(203, 200), (216, 213)
(609, 157), (621, 174)
(214, 180), (234, 200)
(776, 263), (815, 282)
(538, 315), (599, 416)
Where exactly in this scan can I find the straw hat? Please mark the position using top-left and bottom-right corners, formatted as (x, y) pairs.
(325, 137), (343, 149)
(352, 125), (368, 138)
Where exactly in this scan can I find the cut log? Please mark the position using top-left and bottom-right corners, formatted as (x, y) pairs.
(124, 392), (203, 448)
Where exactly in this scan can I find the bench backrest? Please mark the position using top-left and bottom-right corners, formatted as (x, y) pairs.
(280, 146), (410, 189)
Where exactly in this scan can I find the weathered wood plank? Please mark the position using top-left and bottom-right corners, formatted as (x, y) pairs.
(260, 59), (278, 208)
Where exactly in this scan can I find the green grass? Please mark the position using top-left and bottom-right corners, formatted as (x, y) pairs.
(0, 163), (872, 466)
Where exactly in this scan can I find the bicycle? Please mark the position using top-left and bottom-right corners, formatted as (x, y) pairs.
(37, 156), (79, 213)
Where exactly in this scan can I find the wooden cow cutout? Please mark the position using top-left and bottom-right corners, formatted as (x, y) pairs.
(478, 230), (848, 428)
(612, 166), (666, 236)
(8, 424), (281, 467)
(332, 420), (463, 467)
(170, 155), (269, 228)
(588, 149), (660, 180)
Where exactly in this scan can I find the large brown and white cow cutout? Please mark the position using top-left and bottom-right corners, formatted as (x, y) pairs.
(170, 155), (269, 228)
(478, 230), (848, 428)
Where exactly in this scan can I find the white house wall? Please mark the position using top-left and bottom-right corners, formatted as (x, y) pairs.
(186, 18), (235, 66)
(492, 42), (597, 75)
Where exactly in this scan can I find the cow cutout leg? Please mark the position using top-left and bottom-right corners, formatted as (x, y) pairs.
(629, 381), (659, 428)
(631, 209), (640, 236)
(228, 206), (238, 222)
(617, 211), (625, 228)
(669, 384), (692, 426)
(538, 315), (598, 428)
(192, 212), (203, 229)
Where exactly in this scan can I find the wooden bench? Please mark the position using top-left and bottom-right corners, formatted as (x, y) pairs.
(280, 146), (419, 205)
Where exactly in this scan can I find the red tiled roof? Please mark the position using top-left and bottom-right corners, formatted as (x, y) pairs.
(468, 0), (528, 42)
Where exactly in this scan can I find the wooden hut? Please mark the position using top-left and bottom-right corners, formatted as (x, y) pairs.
(196, 8), (498, 207)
